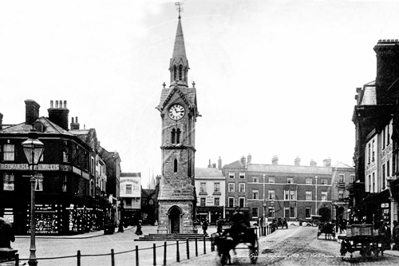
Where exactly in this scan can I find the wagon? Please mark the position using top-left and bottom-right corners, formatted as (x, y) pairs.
(211, 227), (259, 265)
(338, 224), (390, 259)
(317, 222), (335, 240)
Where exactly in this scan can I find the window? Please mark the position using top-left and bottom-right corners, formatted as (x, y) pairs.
(268, 190), (275, 200)
(290, 207), (295, 217)
(171, 128), (181, 144)
(90, 180), (95, 197)
(372, 139), (375, 162)
(305, 208), (311, 218)
(382, 164), (386, 190)
(91, 157), (95, 175)
(174, 158), (178, 172)
(321, 179), (328, 185)
(306, 178), (312, 184)
(228, 197), (235, 207)
(125, 199), (132, 208)
(287, 177), (294, 184)
(338, 174), (344, 182)
(200, 182), (207, 193)
(239, 172), (245, 179)
(367, 143), (371, 164)
(350, 174), (355, 182)
(3, 144), (14, 161)
(229, 172), (235, 179)
(290, 191), (296, 200)
(306, 191), (312, 201)
(239, 183), (245, 193)
(387, 124), (391, 145)
(338, 189), (344, 201)
(126, 184), (132, 194)
(3, 173), (14, 191)
(252, 208), (258, 218)
(321, 192), (327, 201)
(268, 207), (275, 217)
(372, 172), (375, 192)
(252, 190), (259, 199)
(269, 177), (275, 183)
(253, 177), (258, 183)
(200, 198), (206, 206)
(214, 182), (220, 192)
(284, 190), (289, 200)
(228, 183), (235, 192)
(214, 197), (220, 206)
(239, 197), (245, 207)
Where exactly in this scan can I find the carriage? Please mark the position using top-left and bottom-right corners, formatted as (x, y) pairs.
(211, 226), (259, 265)
(317, 222), (335, 240)
(338, 224), (390, 259)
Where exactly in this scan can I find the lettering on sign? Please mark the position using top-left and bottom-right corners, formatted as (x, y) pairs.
(0, 163), (60, 171)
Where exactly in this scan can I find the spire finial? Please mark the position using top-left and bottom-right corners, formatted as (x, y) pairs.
(175, 2), (183, 19)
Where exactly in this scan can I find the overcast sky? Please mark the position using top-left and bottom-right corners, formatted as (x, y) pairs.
(1, 0), (398, 187)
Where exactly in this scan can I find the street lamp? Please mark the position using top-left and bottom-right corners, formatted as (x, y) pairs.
(22, 129), (44, 266)
(315, 176), (318, 216)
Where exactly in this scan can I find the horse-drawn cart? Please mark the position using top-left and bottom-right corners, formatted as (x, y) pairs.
(338, 224), (389, 259)
(211, 227), (259, 265)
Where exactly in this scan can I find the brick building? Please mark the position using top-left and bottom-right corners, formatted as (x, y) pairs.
(222, 155), (352, 223)
(0, 99), (120, 235)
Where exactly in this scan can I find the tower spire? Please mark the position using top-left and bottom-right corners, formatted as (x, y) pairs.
(170, 2), (189, 86)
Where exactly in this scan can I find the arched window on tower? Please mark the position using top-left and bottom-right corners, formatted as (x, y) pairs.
(179, 64), (183, 80)
(173, 65), (177, 81)
(174, 158), (178, 172)
(176, 129), (181, 144)
(171, 128), (176, 144)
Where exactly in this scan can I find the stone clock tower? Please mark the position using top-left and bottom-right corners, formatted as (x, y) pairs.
(156, 13), (200, 234)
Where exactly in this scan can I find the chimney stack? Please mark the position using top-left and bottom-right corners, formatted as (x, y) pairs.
(323, 158), (331, 167)
(247, 154), (252, 165)
(240, 155), (246, 168)
(25, 99), (40, 125)
(48, 100), (69, 130)
(208, 159), (212, 168)
(212, 163), (216, 168)
(0, 113), (3, 130)
(272, 155), (278, 165)
(294, 156), (301, 166)
(374, 39), (399, 104)
(70, 116), (80, 130)
(218, 156), (222, 169)
(310, 159), (317, 167)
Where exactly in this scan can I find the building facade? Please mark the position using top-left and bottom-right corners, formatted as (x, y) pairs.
(351, 39), (399, 234)
(0, 99), (119, 235)
(120, 172), (141, 226)
(223, 155), (352, 223)
(195, 163), (225, 225)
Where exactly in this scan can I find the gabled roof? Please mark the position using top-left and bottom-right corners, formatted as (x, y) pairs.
(0, 116), (72, 135)
(223, 160), (245, 168)
(332, 161), (354, 169)
(157, 85), (197, 111)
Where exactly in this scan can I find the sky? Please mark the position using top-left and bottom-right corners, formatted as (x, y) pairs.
(1, 0), (398, 188)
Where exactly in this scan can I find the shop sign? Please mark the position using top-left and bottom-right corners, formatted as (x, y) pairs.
(0, 163), (59, 171)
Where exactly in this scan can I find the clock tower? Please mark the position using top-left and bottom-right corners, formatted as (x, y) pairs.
(156, 12), (200, 234)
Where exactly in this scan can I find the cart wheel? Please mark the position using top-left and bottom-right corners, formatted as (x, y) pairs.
(249, 239), (259, 264)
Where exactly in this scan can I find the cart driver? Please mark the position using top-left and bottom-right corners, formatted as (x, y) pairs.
(230, 207), (249, 243)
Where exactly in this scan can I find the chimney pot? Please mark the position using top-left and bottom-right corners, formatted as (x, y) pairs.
(25, 99), (40, 125)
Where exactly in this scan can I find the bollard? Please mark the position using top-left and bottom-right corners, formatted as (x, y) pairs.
(153, 243), (156, 266)
(186, 239), (190, 259)
(195, 238), (198, 257)
(77, 250), (81, 266)
(111, 249), (115, 266)
(14, 253), (19, 266)
(176, 240), (180, 262)
(136, 245), (139, 266)
(163, 242), (167, 266)
(203, 236), (206, 254)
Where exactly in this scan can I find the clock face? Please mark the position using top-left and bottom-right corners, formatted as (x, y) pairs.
(168, 104), (185, 120)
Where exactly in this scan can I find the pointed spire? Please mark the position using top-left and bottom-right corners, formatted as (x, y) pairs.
(169, 14), (189, 86)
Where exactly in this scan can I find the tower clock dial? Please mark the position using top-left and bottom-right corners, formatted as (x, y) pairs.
(168, 104), (185, 120)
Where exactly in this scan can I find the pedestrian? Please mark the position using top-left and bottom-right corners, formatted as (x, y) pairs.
(393, 220), (399, 250)
(135, 220), (143, 235)
(202, 219), (208, 236)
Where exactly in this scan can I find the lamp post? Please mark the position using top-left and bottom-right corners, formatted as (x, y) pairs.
(22, 129), (44, 266)
(315, 176), (318, 216)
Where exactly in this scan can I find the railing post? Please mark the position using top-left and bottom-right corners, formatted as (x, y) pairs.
(195, 238), (198, 257)
(136, 245), (139, 266)
(163, 242), (167, 266)
(77, 250), (81, 266)
(14, 253), (19, 266)
(153, 243), (156, 266)
(111, 249), (115, 266)
(186, 239), (190, 259)
(176, 240), (180, 262)
(203, 235), (206, 254)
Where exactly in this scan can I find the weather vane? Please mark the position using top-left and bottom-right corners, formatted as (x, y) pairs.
(175, 2), (183, 19)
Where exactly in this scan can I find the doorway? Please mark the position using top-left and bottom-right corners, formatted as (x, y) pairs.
(170, 207), (180, 233)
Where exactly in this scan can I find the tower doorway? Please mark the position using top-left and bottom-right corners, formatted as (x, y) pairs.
(170, 207), (181, 233)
